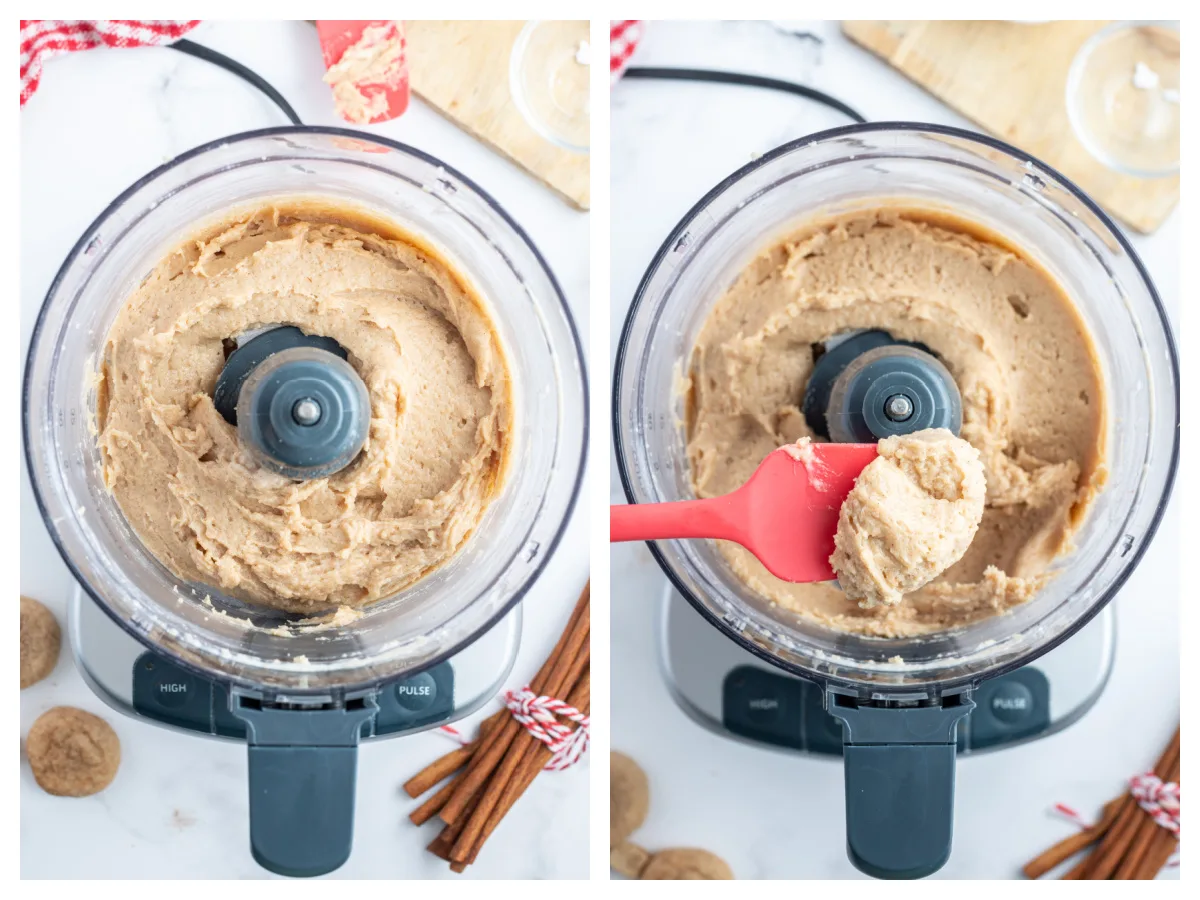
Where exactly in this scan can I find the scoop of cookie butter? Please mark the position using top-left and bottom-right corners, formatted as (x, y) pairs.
(96, 204), (512, 614)
(831, 429), (986, 608)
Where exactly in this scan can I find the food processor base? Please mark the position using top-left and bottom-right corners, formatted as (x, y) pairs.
(70, 586), (521, 743)
(659, 585), (1114, 756)
(68, 585), (521, 875)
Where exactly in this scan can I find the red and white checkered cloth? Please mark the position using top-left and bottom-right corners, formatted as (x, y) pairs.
(610, 20), (643, 83)
(20, 20), (200, 106)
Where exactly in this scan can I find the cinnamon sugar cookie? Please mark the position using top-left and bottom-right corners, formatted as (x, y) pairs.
(26, 707), (121, 797)
(20, 596), (61, 689)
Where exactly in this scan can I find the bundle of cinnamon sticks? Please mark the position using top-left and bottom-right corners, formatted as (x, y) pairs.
(1023, 726), (1179, 880)
(403, 582), (590, 872)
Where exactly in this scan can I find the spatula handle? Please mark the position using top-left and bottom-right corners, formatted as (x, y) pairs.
(610, 496), (744, 544)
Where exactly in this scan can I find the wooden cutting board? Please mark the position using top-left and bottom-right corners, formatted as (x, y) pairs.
(405, 20), (589, 210)
(842, 20), (1178, 233)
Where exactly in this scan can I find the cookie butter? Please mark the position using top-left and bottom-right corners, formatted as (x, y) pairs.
(831, 429), (986, 608)
(686, 209), (1106, 637)
(96, 202), (512, 613)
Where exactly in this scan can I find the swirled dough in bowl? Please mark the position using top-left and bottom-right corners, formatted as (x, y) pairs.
(96, 202), (512, 613)
(686, 208), (1106, 637)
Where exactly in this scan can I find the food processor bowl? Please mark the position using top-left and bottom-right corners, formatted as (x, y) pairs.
(614, 123), (1177, 877)
(27, 128), (586, 694)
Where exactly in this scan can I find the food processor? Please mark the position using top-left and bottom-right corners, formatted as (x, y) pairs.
(24, 127), (587, 878)
(614, 123), (1177, 879)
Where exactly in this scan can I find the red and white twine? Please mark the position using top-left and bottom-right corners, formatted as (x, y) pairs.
(1052, 801), (1097, 830)
(1129, 772), (1181, 837)
(503, 687), (590, 770)
(439, 688), (589, 770)
(437, 722), (471, 746)
(1054, 773), (1180, 866)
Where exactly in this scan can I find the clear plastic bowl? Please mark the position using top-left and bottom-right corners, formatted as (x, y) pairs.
(25, 127), (587, 693)
(614, 123), (1177, 695)
(509, 20), (591, 154)
(1066, 21), (1180, 178)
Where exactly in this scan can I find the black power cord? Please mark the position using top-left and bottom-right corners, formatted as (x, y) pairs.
(622, 66), (866, 125)
(168, 38), (302, 125)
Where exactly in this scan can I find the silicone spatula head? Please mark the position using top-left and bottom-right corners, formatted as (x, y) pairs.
(610, 443), (879, 584)
(316, 20), (410, 124)
(734, 444), (879, 583)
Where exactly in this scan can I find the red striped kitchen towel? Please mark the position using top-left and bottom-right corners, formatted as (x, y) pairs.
(610, 20), (644, 82)
(21, 20), (200, 106)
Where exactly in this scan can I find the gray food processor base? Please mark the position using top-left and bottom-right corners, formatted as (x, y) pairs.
(661, 586), (1114, 756)
(69, 587), (521, 877)
(660, 585), (1115, 877)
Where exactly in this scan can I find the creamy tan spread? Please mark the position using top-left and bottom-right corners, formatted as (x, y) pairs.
(96, 202), (512, 614)
(687, 209), (1106, 637)
(830, 429), (986, 608)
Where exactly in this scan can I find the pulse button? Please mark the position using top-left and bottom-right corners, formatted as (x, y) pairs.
(395, 671), (438, 711)
(988, 680), (1034, 724)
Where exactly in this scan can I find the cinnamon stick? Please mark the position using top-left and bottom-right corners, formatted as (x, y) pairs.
(458, 671), (592, 865)
(1083, 800), (1143, 878)
(429, 788), (482, 858)
(403, 709), (506, 798)
(1125, 752), (1180, 880)
(439, 585), (589, 826)
(1022, 797), (1121, 878)
(1078, 728), (1178, 879)
(410, 771), (465, 826)
(448, 627), (590, 862)
(405, 746), (474, 799)
(1134, 825), (1178, 880)
(405, 580), (591, 872)
(1114, 811), (1161, 879)
(1061, 854), (1089, 879)
(442, 590), (589, 828)
(427, 830), (452, 861)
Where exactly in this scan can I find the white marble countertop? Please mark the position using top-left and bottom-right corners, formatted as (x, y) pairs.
(20, 21), (589, 880)
(610, 21), (1179, 880)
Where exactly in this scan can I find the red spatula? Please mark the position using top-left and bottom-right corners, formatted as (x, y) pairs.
(611, 443), (879, 583)
(316, 20), (409, 124)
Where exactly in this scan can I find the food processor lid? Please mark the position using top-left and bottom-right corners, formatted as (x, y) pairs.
(614, 121), (1180, 696)
(24, 126), (589, 694)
